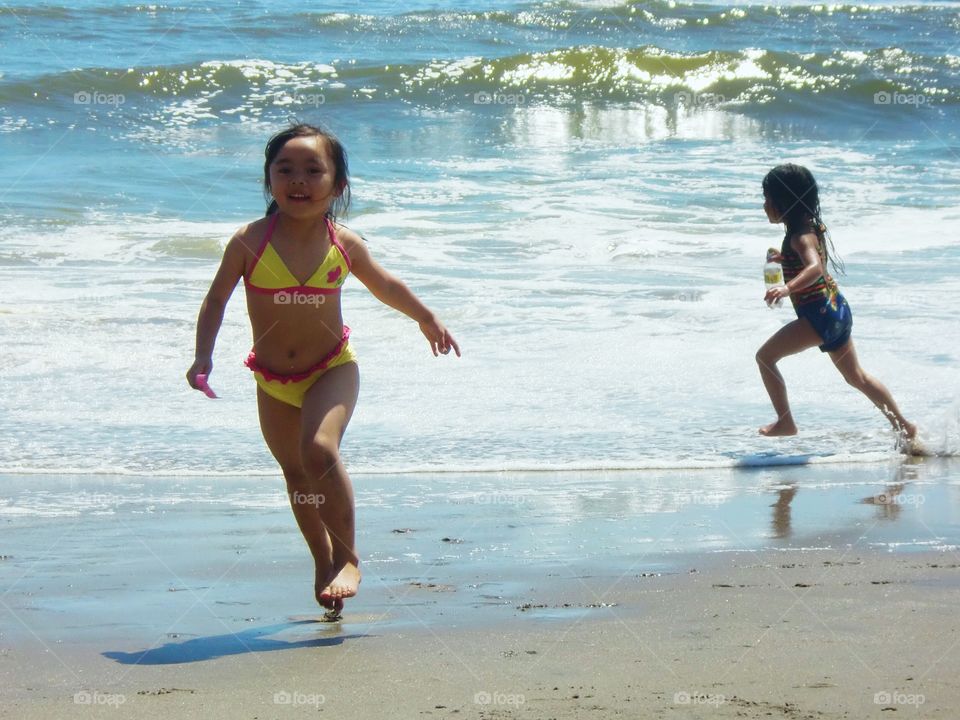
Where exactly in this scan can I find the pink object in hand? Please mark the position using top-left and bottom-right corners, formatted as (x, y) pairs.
(195, 373), (218, 399)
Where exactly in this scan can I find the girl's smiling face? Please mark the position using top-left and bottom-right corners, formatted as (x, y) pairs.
(268, 136), (341, 216)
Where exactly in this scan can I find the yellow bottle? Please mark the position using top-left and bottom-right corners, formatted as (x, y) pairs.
(764, 248), (783, 308)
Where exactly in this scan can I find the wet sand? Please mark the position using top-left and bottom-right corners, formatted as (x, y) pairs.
(2, 460), (959, 718)
(3, 549), (959, 719)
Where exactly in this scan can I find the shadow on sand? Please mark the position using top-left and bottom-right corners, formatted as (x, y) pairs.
(103, 620), (367, 665)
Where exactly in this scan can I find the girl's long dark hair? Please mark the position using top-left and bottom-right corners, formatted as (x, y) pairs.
(263, 123), (351, 219)
(762, 163), (844, 275)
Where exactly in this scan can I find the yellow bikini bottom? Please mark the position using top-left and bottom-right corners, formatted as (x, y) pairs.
(244, 326), (356, 409)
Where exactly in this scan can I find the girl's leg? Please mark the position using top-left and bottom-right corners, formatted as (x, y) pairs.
(828, 340), (916, 438)
(299, 361), (361, 603)
(755, 318), (823, 435)
(256, 388), (336, 608)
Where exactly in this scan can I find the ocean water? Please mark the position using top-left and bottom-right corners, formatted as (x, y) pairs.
(1, 0), (959, 478)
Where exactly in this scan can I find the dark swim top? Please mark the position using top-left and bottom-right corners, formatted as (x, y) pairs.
(780, 224), (839, 307)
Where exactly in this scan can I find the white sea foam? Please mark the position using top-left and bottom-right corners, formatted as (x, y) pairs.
(2, 131), (959, 478)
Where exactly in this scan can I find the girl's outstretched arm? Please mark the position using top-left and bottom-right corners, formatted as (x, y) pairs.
(186, 232), (247, 388)
(341, 228), (460, 357)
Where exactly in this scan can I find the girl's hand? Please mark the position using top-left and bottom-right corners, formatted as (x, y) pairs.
(764, 285), (790, 306)
(419, 317), (461, 357)
(186, 357), (213, 390)
(766, 251), (784, 264)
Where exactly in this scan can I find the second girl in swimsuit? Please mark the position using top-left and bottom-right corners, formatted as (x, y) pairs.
(756, 163), (917, 448)
(187, 124), (460, 613)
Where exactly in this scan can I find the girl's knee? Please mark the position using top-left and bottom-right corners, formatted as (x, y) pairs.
(756, 349), (775, 367)
(301, 436), (340, 478)
(281, 468), (310, 492)
(843, 370), (869, 391)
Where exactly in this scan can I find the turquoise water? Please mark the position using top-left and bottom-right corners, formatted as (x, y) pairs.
(1, 1), (959, 475)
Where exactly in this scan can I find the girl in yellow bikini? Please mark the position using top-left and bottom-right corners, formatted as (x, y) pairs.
(186, 124), (460, 614)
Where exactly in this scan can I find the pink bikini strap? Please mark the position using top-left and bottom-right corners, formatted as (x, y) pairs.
(326, 216), (352, 270)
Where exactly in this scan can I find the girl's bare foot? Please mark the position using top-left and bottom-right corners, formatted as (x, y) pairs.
(319, 561), (361, 604)
(323, 597), (344, 621)
(759, 418), (798, 436)
(314, 563), (337, 610)
(897, 422), (926, 456)
(902, 421), (918, 440)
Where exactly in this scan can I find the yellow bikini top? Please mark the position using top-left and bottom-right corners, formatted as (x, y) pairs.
(244, 213), (351, 295)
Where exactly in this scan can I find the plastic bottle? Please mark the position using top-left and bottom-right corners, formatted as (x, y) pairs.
(764, 248), (783, 308)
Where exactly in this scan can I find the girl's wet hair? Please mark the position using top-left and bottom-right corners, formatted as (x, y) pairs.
(263, 123), (351, 219)
(762, 163), (844, 275)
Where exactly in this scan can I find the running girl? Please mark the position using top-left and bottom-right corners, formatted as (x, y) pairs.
(187, 124), (460, 612)
(756, 163), (916, 445)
